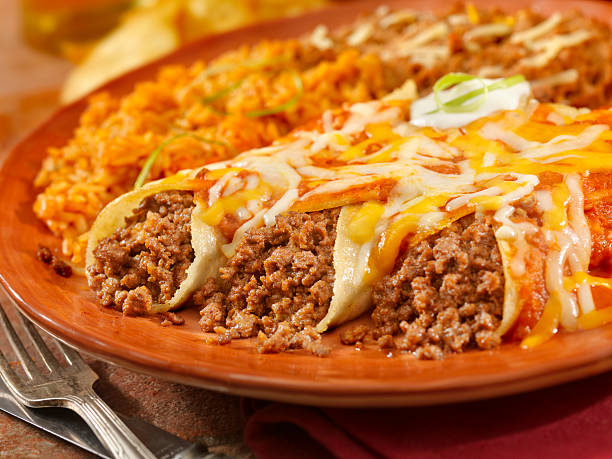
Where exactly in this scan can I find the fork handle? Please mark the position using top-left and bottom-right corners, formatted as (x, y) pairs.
(64, 389), (156, 459)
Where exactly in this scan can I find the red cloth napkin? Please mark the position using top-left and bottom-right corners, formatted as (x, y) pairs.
(244, 371), (612, 459)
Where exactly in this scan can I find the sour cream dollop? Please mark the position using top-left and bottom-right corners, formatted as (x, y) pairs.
(410, 77), (531, 129)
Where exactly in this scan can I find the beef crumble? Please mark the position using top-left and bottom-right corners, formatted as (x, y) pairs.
(159, 311), (186, 327)
(193, 208), (339, 357)
(37, 245), (73, 278)
(87, 191), (195, 315)
(88, 189), (508, 359)
(365, 215), (505, 360)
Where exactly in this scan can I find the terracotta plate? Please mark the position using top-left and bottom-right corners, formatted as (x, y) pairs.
(2, 0), (612, 407)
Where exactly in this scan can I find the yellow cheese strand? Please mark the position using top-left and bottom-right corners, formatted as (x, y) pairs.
(543, 183), (570, 231)
(205, 168), (245, 180)
(513, 122), (588, 142)
(466, 3), (480, 24)
(347, 202), (386, 244)
(338, 123), (400, 161)
(564, 272), (612, 291)
(365, 194), (453, 282)
(200, 185), (271, 226)
(521, 293), (562, 348)
(578, 307), (612, 330)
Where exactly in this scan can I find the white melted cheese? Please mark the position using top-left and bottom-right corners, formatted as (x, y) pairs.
(520, 30), (592, 68)
(565, 174), (595, 315)
(208, 170), (241, 206)
(310, 24), (333, 50)
(170, 84), (612, 341)
(263, 189), (299, 226)
(477, 65), (503, 78)
(379, 9), (416, 29)
(481, 123), (608, 160)
(391, 21), (449, 60)
(347, 22), (374, 46)
(463, 23), (512, 42)
(410, 78), (531, 129)
(510, 13), (561, 44)
(530, 69), (579, 89)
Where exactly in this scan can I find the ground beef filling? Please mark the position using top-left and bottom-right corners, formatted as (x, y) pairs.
(193, 208), (339, 357)
(362, 214), (505, 360)
(88, 191), (195, 315)
(37, 245), (72, 278)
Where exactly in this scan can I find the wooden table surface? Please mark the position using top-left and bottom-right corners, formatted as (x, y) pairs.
(0, 1), (249, 457)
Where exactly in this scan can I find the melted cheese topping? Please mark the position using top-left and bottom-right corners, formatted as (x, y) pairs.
(510, 13), (561, 44)
(463, 23), (512, 42)
(379, 9), (416, 29)
(520, 30), (592, 68)
(175, 89), (612, 345)
(530, 69), (579, 89)
(310, 24), (333, 50)
(368, 6), (595, 78)
(347, 22), (374, 46)
(387, 21), (450, 64)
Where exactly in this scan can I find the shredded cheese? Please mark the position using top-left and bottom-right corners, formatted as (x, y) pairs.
(393, 22), (449, 57)
(379, 9), (416, 29)
(466, 3), (480, 24)
(310, 24), (333, 50)
(167, 84), (612, 347)
(463, 23), (512, 42)
(347, 22), (374, 46)
(510, 13), (561, 44)
(520, 30), (592, 68)
(530, 69), (579, 89)
(346, 202), (386, 244)
(578, 307), (612, 330)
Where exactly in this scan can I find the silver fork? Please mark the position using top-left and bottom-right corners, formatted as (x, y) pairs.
(0, 303), (156, 459)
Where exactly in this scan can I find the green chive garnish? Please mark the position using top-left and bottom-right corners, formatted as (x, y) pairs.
(428, 73), (526, 114)
(245, 72), (303, 118)
(201, 78), (245, 105)
(134, 133), (236, 189)
(201, 71), (303, 119)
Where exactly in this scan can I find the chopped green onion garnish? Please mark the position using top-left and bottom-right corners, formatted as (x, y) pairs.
(207, 106), (231, 117)
(201, 71), (303, 118)
(201, 78), (245, 105)
(429, 73), (526, 114)
(433, 73), (488, 114)
(445, 75), (526, 109)
(134, 133), (236, 189)
(183, 55), (290, 102)
(246, 72), (303, 118)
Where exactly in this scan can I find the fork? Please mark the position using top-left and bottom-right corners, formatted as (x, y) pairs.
(0, 302), (156, 459)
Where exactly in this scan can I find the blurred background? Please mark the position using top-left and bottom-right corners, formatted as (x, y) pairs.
(0, 0), (329, 151)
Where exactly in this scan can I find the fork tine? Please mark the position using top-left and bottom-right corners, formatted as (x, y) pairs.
(56, 341), (89, 372)
(0, 304), (41, 380)
(15, 313), (60, 373)
(0, 347), (25, 395)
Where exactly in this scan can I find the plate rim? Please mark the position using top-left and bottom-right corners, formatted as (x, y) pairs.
(3, 280), (612, 407)
(2, 0), (612, 407)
